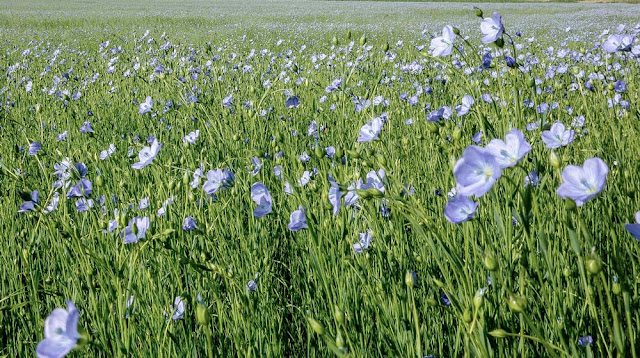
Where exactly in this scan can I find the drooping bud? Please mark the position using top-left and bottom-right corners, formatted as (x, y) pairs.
(473, 7), (483, 18)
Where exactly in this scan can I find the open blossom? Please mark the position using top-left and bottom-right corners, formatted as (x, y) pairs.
(541, 122), (574, 149)
(556, 158), (608, 206)
(183, 130), (199, 144)
(624, 211), (640, 240)
(36, 300), (80, 358)
(357, 115), (384, 142)
(251, 183), (272, 218)
(328, 175), (341, 215)
(454, 146), (502, 197)
(444, 195), (479, 224)
(485, 128), (531, 168)
(203, 168), (234, 195)
(602, 34), (634, 53)
(353, 231), (372, 253)
(121, 216), (150, 244)
(138, 96), (153, 114)
(480, 12), (504, 44)
(429, 25), (456, 57)
(132, 139), (162, 169)
(455, 95), (474, 116)
(288, 205), (307, 231)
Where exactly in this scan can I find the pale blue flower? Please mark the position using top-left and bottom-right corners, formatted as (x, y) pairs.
(353, 231), (372, 253)
(485, 128), (531, 168)
(556, 158), (608, 206)
(132, 139), (161, 170)
(357, 116), (384, 142)
(138, 96), (153, 114)
(444, 195), (478, 224)
(288, 205), (307, 231)
(541, 122), (574, 149)
(429, 25), (456, 57)
(480, 12), (504, 44)
(36, 300), (80, 358)
(454, 146), (502, 197)
(251, 183), (272, 218)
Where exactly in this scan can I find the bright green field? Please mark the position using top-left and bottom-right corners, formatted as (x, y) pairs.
(1, 0), (640, 357)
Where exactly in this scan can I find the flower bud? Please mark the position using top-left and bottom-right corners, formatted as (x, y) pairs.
(382, 42), (389, 52)
(452, 127), (462, 141)
(433, 278), (445, 288)
(359, 35), (366, 46)
(489, 329), (508, 338)
(473, 7), (483, 17)
(346, 30), (351, 40)
(366, 188), (384, 199)
(565, 198), (577, 211)
(463, 308), (472, 323)
(507, 295), (527, 313)
(308, 318), (325, 335)
(452, 27), (461, 35)
(336, 331), (346, 348)
(196, 304), (211, 325)
(96, 176), (104, 187)
(377, 154), (387, 167)
(405, 271), (417, 288)
(473, 289), (485, 309)
(586, 258), (602, 275)
(358, 189), (372, 200)
(347, 149), (360, 159)
(334, 305), (345, 325)
(549, 151), (561, 168)
(495, 38), (504, 48)
(612, 282), (622, 295)
(484, 255), (497, 271)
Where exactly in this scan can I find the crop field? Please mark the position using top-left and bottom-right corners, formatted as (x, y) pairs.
(1, 0), (640, 357)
